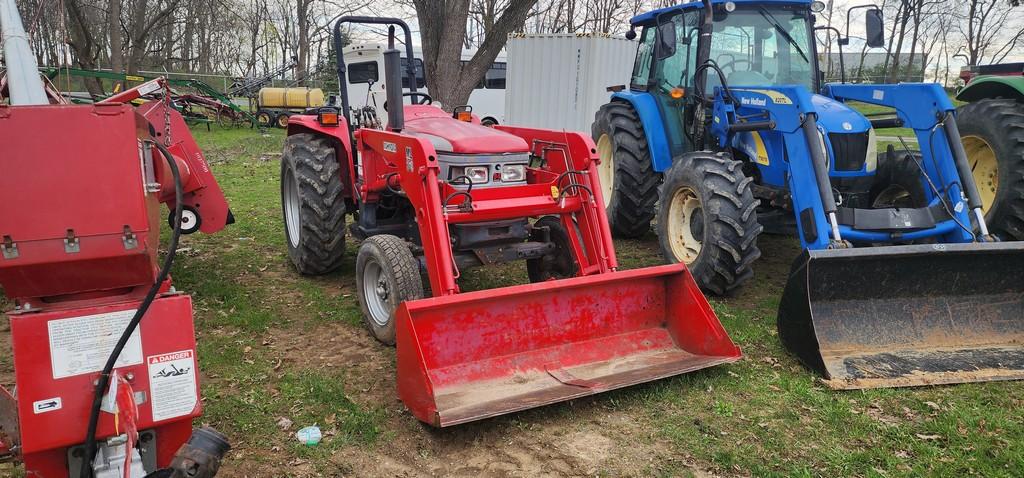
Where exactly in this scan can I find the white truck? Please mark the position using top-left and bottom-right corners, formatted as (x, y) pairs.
(504, 33), (637, 133)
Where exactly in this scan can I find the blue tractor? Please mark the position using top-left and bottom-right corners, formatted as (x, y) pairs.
(592, 0), (1024, 388)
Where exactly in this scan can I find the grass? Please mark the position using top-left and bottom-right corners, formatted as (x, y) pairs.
(2, 123), (1021, 477)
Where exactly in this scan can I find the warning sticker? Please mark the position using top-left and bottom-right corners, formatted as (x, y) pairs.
(48, 309), (143, 379)
(148, 350), (198, 422)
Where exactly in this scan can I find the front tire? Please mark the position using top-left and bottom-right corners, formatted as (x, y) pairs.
(281, 134), (347, 275)
(591, 102), (662, 238)
(355, 235), (424, 345)
(656, 151), (762, 295)
(956, 99), (1024, 240)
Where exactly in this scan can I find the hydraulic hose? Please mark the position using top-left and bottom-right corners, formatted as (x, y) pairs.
(80, 139), (184, 478)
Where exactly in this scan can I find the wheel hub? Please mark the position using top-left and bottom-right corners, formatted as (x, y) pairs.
(596, 134), (615, 207)
(362, 261), (392, 327)
(667, 187), (703, 264)
(963, 135), (999, 213)
(283, 166), (301, 248)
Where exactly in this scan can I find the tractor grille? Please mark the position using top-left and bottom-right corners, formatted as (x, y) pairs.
(828, 132), (870, 172)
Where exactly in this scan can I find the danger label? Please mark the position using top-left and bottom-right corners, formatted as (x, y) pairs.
(148, 349), (198, 422)
(48, 309), (143, 379)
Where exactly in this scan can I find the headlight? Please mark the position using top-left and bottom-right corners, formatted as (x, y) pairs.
(865, 128), (878, 172)
(501, 164), (526, 182)
(461, 166), (489, 184)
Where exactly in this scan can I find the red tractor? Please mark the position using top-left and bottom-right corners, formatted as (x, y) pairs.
(279, 17), (742, 427)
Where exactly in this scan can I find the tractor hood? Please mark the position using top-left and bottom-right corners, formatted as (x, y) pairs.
(403, 105), (529, 154)
(810, 94), (871, 135)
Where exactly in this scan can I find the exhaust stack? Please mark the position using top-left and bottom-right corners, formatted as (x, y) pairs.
(383, 26), (404, 132)
(0, 0), (48, 105)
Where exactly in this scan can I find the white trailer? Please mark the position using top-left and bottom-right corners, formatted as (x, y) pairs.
(505, 33), (637, 133)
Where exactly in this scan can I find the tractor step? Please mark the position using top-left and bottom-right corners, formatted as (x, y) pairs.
(396, 263), (742, 427)
(779, 242), (1024, 389)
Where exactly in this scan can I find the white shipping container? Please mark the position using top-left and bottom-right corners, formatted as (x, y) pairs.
(505, 33), (636, 134)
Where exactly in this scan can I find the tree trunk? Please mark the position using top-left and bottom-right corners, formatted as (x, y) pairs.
(414, 0), (537, 110)
(108, 0), (125, 88)
(296, 0), (311, 83)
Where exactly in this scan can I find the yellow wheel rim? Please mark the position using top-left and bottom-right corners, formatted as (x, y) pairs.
(666, 187), (702, 264)
(963, 135), (999, 213)
(596, 133), (614, 207)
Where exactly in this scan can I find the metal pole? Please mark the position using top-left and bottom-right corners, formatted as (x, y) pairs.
(0, 0), (49, 105)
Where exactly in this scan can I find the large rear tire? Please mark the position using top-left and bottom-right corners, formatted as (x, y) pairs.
(591, 102), (662, 238)
(355, 235), (424, 345)
(656, 151), (762, 295)
(956, 99), (1024, 240)
(281, 133), (347, 275)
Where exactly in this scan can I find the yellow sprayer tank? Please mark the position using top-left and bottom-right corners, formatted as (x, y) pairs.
(258, 87), (325, 109)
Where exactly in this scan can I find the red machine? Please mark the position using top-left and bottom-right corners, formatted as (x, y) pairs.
(1, 56), (231, 478)
(279, 17), (742, 427)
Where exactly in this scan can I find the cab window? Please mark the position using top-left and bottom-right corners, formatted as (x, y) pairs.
(349, 61), (379, 84)
(630, 27), (655, 88)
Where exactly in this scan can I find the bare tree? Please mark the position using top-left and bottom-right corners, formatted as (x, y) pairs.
(958, 0), (1024, 65)
(413, 0), (537, 109)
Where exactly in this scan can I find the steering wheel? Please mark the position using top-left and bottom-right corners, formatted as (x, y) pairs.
(384, 92), (433, 112)
(717, 58), (753, 76)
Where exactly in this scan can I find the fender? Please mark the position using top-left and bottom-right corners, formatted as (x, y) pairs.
(609, 91), (674, 172)
(286, 114), (357, 201)
(956, 76), (1024, 103)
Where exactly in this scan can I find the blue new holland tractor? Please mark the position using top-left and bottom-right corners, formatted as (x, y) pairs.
(593, 0), (1024, 388)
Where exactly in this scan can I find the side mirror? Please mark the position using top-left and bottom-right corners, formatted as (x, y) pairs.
(656, 21), (677, 60)
(865, 9), (884, 48)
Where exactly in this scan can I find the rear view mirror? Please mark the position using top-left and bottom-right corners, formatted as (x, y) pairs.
(865, 9), (884, 48)
(656, 21), (677, 60)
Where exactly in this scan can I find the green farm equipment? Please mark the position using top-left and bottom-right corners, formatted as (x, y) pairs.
(42, 66), (255, 126)
(955, 63), (1024, 240)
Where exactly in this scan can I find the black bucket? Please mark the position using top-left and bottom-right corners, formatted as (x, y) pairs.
(778, 242), (1024, 389)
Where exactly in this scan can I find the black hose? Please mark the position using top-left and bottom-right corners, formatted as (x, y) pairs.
(80, 140), (184, 478)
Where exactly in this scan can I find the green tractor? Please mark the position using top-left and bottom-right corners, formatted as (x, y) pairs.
(955, 63), (1024, 240)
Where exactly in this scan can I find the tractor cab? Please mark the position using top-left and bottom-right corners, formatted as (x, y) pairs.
(633, 0), (820, 156)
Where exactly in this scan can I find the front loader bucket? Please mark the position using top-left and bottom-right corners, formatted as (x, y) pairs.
(779, 242), (1024, 389)
(396, 263), (741, 427)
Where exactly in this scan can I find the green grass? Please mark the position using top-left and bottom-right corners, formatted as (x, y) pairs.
(3, 124), (1020, 477)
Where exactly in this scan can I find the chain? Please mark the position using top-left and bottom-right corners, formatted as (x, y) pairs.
(163, 83), (172, 146)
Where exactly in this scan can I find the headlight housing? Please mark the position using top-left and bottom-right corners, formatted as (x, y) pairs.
(457, 166), (490, 184)
(501, 164), (526, 183)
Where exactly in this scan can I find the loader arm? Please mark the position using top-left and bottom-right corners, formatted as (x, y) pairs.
(826, 83), (979, 244)
(707, 85), (843, 249)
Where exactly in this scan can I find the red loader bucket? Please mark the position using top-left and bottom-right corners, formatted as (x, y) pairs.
(395, 263), (741, 427)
